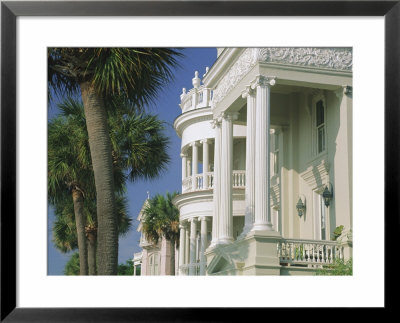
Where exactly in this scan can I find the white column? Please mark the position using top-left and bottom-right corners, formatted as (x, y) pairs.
(181, 153), (187, 192)
(218, 112), (238, 244)
(191, 142), (199, 190)
(189, 218), (197, 275)
(201, 139), (209, 189)
(199, 216), (208, 275)
(185, 223), (190, 265)
(241, 86), (256, 237)
(210, 118), (221, 247)
(181, 153), (187, 181)
(251, 75), (276, 231)
(178, 224), (186, 275)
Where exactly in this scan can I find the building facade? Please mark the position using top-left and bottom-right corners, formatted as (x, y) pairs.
(173, 48), (353, 275)
(133, 197), (177, 276)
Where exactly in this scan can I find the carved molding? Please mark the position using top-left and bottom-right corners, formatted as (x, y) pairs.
(212, 48), (257, 107)
(300, 158), (330, 189)
(258, 47), (353, 71)
(212, 47), (352, 108)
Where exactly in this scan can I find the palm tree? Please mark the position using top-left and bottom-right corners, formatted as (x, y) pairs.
(64, 252), (80, 275)
(48, 48), (181, 274)
(142, 192), (180, 275)
(53, 194), (131, 275)
(48, 108), (93, 275)
(49, 97), (171, 274)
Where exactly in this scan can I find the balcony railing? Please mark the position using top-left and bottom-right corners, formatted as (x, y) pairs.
(180, 86), (213, 113)
(182, 170), (246, 193)
(278, 239), (344, 267)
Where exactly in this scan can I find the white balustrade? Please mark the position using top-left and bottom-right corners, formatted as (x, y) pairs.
(195, 174), (203, 190)
(181, 171), (245, 193)
(278, 239), (344, 267)
(180, 86), (213, 113)
(182, 177), (192, 193)
(233, 170), (246, 187)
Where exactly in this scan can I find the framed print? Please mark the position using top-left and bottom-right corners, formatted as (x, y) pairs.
(1, 0), (398, 321)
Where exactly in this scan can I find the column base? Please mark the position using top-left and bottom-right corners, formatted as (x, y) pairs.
(216, 237), (234, 245)
(251, 223), (274, 231)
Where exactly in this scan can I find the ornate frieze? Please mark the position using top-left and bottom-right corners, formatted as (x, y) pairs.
(212, 48), (257, 107)
(258, 47), (353, 71)
(212, 47), (352, 108)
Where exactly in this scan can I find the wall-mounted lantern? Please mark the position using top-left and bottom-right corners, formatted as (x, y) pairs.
(322, 184), (333, 207)
(296, 196), (306, 217)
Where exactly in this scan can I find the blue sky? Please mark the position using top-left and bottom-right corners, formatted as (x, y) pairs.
(48, 48), (217, 275)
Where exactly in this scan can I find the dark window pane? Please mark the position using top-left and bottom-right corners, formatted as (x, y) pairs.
(318, 126), (325, 153)
(316, 100), (324, 126)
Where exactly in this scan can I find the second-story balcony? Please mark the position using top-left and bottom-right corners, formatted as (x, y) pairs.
(182, 170), (246, 193)
(180, 85), (213, 113)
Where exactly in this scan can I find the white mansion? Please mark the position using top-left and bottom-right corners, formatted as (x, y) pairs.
(134, 47), (353, 276)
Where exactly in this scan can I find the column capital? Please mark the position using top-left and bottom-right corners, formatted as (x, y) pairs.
(200, 138), (209, 145)
(180, 153), (188, 158)
(222, 111), (239, 122)
(251, 75), (276, 90)
(191, 141), (200, 147)
(344, 85), (352, 97)
(241, 85), (255, 98)
(199, 216), (209, 222)
(211, 117), (222, 129)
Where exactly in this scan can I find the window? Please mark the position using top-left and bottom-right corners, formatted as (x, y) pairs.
(313, 191), (328, 240)
(315, 100), (326, 154)
(149, 253), (160, 276)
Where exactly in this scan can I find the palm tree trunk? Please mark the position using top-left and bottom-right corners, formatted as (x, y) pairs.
(80, 81), (118, 275)
(71, 189), (88, 275)
(87, 230), (97, 275)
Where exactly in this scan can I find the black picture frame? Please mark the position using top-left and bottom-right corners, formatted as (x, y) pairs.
(1, 1), (398, 321)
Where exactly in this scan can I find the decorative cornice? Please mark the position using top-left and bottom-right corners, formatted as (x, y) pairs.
(211, 47), (352, 109)
(257, 47), (352, 71)
(212, 48), (257, 108)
